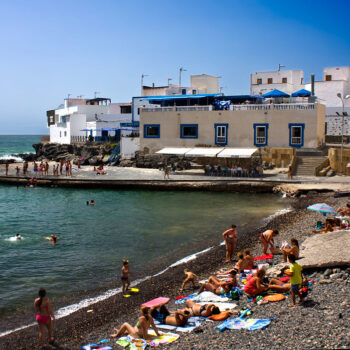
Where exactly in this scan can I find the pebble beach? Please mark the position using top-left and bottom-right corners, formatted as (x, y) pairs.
(0, 192), (349, 349)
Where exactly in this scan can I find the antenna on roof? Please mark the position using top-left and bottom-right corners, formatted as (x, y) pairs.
(168, 78), (173, 86)
(77, 95), (84, 99)
(179, 67), (187, 92)
(94, 91), (100, 98)
(278, 64), (285, 71)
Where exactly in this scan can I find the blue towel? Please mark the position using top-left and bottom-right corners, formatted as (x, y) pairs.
(217, 317), (273, 331)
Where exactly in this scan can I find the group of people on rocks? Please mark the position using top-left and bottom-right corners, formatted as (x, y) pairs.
(204, 165), (263, 177)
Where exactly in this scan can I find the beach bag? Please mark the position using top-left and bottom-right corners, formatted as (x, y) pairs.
(300, 287), (308, 298)
(263, 294), (285, 302)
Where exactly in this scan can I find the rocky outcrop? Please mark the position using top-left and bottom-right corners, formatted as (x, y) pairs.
(298, 230), (350, 268)
(31, 143), (115, 165)
(118, 150), (193, 169)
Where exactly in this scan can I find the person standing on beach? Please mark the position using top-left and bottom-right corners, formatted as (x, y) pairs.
(260, 229), (278, 255)
(285, 254), (303, 306)
(5, 162), (9, 176)
(164, 165), (170, 180)
(121, 259), (130, 294)
(34, 288), (55, 348)
(59, 160), (63, 175)
(222, 225), (238, 262)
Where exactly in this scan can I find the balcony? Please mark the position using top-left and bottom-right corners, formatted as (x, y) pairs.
(142, 103), (315, 113)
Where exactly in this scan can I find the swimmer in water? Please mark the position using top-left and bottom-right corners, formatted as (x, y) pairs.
(50, 235), (58, 244)
(86, 200), (89, 206)
(16, 234), (22, 240)
(90, 200), (95, 206)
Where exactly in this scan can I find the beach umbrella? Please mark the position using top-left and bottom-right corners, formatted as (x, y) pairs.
(262, 89), (290, 98)
(307, 203), (337, 216)
(291, 89), (311, 97)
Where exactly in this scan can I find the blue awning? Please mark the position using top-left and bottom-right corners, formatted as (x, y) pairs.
(262, 89), (290, 98)
(140, 93), (221, 101)
(291, 89), (311, 97)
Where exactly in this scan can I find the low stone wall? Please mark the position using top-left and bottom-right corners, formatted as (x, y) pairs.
(261, 147), (295, 168)
(328, 148), (350, 174)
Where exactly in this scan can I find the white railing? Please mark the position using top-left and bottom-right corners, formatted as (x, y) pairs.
(232, 104), (272, 111)
(273, 103), (315, 110)
(176, 106), (212, 111)
(291, 137), (302, 144)
(142, 107), (174, 112)
(142, 103), (316, 113)
(256, 137), (266, 144)
(231, 103), (315, 111)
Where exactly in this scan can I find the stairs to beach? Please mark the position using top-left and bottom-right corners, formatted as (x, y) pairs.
(294, 149), (327, 176)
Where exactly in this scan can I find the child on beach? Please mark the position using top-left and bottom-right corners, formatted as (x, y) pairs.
(243, 248), (255, 269)
(282, 238), (299, 262)
(180, 269), (199, 292)
(285, 254), (303, 306)
(234, 252), (245, 273)
(121, 259), (130, 294)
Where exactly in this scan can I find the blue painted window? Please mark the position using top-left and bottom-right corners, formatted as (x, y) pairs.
(215, 123), (228, 146)
(180, 124), (198, 139)
(144, 124), (160, 138)
(289, 123), (305, 147)
(253, 123), (269, 146)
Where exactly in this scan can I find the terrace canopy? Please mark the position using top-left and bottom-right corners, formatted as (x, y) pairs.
(262, 89), (290, 98)
(156, 147), (258, 158)
(291, 89), (311, 97)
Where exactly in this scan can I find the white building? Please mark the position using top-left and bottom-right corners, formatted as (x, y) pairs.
(305, 67), (350, 137)
(250, 66), (350, 137)
(47, 97), (132, 144)
(250, 70), (304, 96)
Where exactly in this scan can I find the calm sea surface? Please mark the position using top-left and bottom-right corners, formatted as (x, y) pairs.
(0, 135), (289, 327)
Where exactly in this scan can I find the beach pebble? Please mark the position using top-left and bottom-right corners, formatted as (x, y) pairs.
(319, 279), (332, 284)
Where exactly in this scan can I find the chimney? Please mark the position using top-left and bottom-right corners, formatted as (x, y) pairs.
(311, 74), (315, 96)
(152, 83), (155, 88)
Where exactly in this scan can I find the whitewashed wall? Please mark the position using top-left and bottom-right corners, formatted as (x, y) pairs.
(120, 137), (140, 159)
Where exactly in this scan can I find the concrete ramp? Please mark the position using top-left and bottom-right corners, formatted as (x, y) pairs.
(299, 230), (350, 268)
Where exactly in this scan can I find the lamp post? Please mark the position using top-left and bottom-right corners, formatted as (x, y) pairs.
(141, 74), (148, 95)
(179, 67), (187, 93)
(336, 93), (350, 173)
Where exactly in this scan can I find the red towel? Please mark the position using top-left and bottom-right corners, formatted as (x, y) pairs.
(253, 254), (273, 261)
(279, 276), (290, 282)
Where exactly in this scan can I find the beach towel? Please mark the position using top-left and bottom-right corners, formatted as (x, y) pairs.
(217, 317), (273, 331)
(81, 345), (112, 350)
(154, 316), (207, 333)
(254, 254), (273, 261)
(175, 291), (230, 304)
(116, 330), (179, 349)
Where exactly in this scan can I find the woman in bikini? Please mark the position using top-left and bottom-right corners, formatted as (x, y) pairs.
(282, 238), (299, 262)
(151, 304), (190, 327)
(111, 306), (160, 339)
(34, 288), (55, 348)
(198, 278), (234, 296)
(260, 229), (279, 255)
(185, 300), (220, 317)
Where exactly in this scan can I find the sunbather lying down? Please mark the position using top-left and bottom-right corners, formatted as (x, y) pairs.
(110, 306), (160, 339)
(151, 304), (190, 327)
(198, 277), (234, 296)
(184, 300), (220, 317)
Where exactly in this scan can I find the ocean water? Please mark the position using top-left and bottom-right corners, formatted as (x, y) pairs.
(0, 184), (288, 328)
(0, 135), (42, 160)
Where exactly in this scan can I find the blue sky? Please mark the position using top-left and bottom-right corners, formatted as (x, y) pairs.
(1, 0), (350, 134)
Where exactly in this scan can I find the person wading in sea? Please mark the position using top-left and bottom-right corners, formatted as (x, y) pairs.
(222, 224), (238, 262)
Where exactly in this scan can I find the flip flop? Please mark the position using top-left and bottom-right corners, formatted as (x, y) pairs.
(130, 288), (139, 292)
(123, 294), (131, 298)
